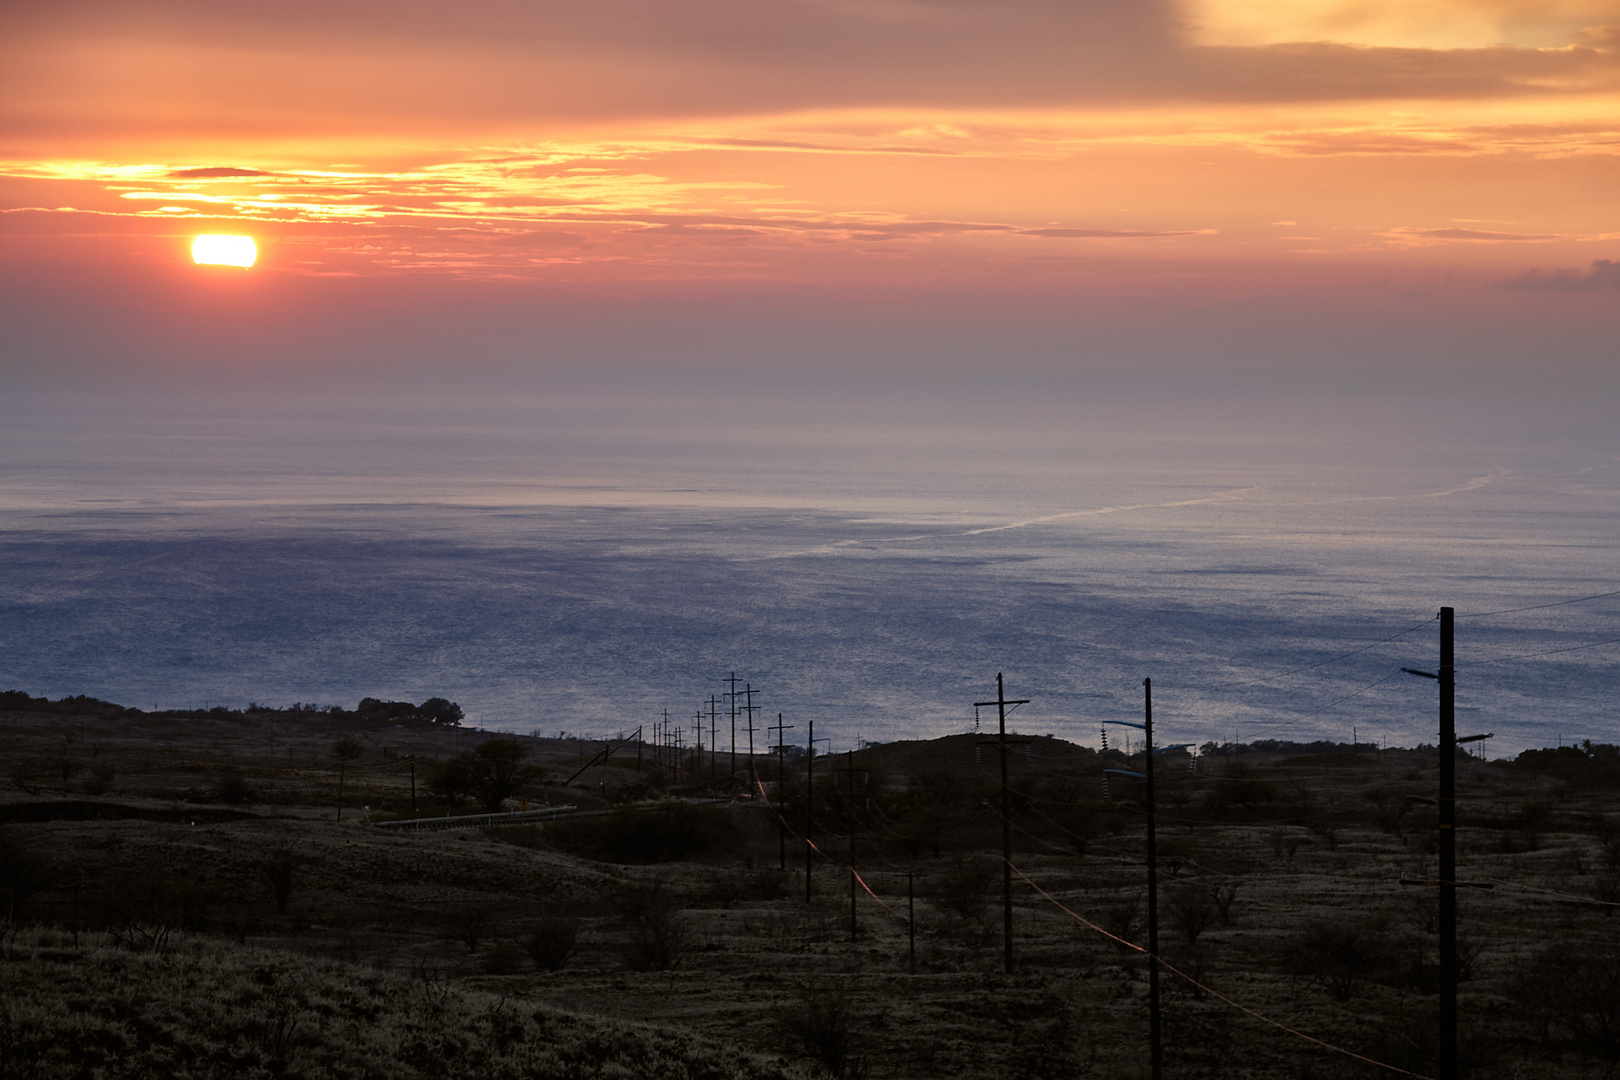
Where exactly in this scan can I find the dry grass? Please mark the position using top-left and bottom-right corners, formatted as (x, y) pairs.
(5, 704), (1620, 1078)
(0, 927), (797, 1080)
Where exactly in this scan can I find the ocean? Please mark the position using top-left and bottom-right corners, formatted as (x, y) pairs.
(2, 371), (1615, 755)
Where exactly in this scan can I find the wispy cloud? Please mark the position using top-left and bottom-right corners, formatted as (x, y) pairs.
(1379, 225), (1563, 243)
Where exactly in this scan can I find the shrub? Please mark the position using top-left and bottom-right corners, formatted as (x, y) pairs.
(1212, 884), (1239, 925)
(1288, 920), (1391, 1001)
(215, 773), (253, 804)
(0, 928), (795, 1079)
(931, 857), (998, 925)
(7, 759), (46, 796)
(481, 940), (527, 974)
(624, 901), (689, 971)
(781, 983), (866, 1079)
(1167, 884), (1217, 945)
(1513, 940), (1620, 1060)
(1098, 889), (1141, 951)
(81, 762), (117, 797)
(451, 904), (495, 952)
(523, 916), (581, 972)
(257, 848), (304, 914)
(105, 874), (217, 949)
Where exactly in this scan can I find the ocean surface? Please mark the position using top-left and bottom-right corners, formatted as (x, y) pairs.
(2, 372), (1616, 755)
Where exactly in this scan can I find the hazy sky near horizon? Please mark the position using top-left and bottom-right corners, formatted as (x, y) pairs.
(3, 0), (1620, 379)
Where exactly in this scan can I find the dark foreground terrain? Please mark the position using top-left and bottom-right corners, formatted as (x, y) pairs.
(4, 694), (1620, 1079)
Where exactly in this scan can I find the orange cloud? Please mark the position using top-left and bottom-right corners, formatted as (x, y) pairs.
(2, 0), (1618, 382)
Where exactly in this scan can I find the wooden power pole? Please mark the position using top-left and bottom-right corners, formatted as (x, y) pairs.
(770, 714), (794, 870)
(743, 684), (760, 788)
(975, 673), (1029, 974)
(1103, 683), (1160, 1080)
(1404, 606), (1462, 1080)
(805, 719), (814, 903)
(1439, 607), (1457, 1080)
(1145, 677), (1161, 1080)
(726, 672), (740, 781)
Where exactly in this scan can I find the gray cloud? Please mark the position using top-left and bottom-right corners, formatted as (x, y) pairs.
(7, 0), (1619, 126)
(1498, 258), (1620, 290)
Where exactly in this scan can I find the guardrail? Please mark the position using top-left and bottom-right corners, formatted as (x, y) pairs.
(372, 796), (741, 832)
(374, 805), (579, 831)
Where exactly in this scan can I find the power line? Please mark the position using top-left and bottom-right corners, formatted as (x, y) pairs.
(1010, 862), (1435, 1080)
(1457, 635), (1620, 667)
(1456, 588), (1620, 619)
(1239, 669), (1409, 734)
(1202, 617), (1437, 694)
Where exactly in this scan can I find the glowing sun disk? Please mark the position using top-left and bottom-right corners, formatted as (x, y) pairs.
(192, 234), (257, 267)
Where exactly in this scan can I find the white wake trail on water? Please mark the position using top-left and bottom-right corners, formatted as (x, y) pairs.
(757, 487), (1260, 558)
(960, 487), (1260, 535)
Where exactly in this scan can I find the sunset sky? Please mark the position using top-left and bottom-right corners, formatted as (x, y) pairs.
(3, 0), (1619, 378)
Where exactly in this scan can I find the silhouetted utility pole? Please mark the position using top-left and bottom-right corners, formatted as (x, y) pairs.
(975, 673), (1029, 975)
(694, 709), (704, 777)
(908, 871), (917, 975)
(1145, 677), (1161, 1080)
(409, 756), (417, 813)
(836, 749), (864, 941)
(1440, 608), (1457, 1080)
(770, 714), (794, 869)
(805, 719), (815, 903)
(743, 683), (760, 788)
(849, 757), (858, 940)
(707, 696), (720, 783)
(726, 673), (741, 779)
(1104, 682), (1159, 1080)
(1404, 607), (1458, 1080)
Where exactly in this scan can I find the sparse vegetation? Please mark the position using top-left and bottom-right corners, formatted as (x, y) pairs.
(4, 693), (1620, 1078)
(0, 928), (794, 1080)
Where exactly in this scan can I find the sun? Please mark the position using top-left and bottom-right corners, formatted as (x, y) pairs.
(192, 235), (257, 267)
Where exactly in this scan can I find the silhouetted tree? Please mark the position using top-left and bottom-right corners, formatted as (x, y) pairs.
(418, 698), (463, 726)
(435, 739), (539, 813)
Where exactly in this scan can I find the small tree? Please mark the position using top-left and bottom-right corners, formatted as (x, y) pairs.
(1167, 884), (1217, 945)
(464, 739), (539, 813)
(452, 904), (494, 952)
(333, 739), (362, 820)
(1291, 920), (1390, 1001)
(47, 751), (82, 795)
(523, 916), (580, 971)
(428, 756), (473, 806)
(258, 848), (304, 914)
(782, 983), (866, 1079)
